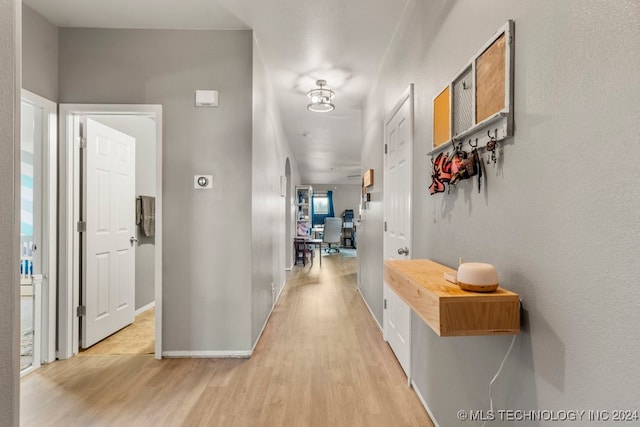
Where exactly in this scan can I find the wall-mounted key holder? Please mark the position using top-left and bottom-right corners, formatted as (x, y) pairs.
(429, 20), (515, 197)
(430, 20), (515, 157)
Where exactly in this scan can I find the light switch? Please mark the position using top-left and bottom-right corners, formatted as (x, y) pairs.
(194, 175), (213, 189)
(195, 90), (218, 107)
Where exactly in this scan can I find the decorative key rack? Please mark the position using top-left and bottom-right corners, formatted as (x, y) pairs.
(428, 21), (515, 195)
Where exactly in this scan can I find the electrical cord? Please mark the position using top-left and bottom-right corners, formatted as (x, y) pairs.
(481, 333), (517, 427)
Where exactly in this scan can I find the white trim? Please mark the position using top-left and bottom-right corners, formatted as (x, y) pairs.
(277, 279), (287, 302)
(20, 89), (57, 364)
(383, 84), (414, 383)
(357, 287), (383, 333)
(253, 314), (272, 352)
(162, 351), (252, 358)
(20, 276), (42, 377)
(252, 279), (289, 351)
(135, 301), (155, 316)
(385, 84), (413, 130)
(411, 379), (441, 427)
(58, 104), (163, 360)
(12, 3), (22, 424)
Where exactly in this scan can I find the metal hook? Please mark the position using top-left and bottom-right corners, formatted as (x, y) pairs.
(469, 138), (478, 149)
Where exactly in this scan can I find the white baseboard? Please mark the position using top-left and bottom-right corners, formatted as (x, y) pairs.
(135, 301), (155, 316)
(357, 287), (383, 333)
(276, 279), (287, 303)
(411, 379), (441, 427)
(252, 279), (289, 352)
(162, 350), (252, 358)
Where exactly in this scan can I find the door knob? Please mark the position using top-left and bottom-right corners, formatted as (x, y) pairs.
(130, 236), (139, 244)
(397, 247), (409, 256)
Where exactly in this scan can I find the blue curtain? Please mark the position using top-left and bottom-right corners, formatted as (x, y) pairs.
(312, 191), (335, 226)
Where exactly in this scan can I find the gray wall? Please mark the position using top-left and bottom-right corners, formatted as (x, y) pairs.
(358, 106), (385, 323)
(91, 115), (156, 312)
(310, 184), (361, 221)
(59, 28), (254, 352)
(22, 3), (57, 101)
(0, 0), (19, 424)
(361, 0), (640, 425)
(251, 38), (301, 344)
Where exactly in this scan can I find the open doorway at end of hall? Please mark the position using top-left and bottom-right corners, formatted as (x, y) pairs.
(20, 89), (57, 376)
(58, 105), (163, 360)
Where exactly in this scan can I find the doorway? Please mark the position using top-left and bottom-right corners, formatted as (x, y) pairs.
(58, 104), (163, 359)
(19, 89), (57, 376)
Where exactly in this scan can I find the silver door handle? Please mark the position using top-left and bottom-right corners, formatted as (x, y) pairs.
(397, 247), (409, 256)
(130, 236), (139, 244)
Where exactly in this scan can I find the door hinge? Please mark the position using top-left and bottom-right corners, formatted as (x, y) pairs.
(77, 221), (86, 232)
(384, 299), (388, 309)
(384, 221), (387, 232)
(384, 144), (388, 154)
(76, 306), (86, 317)
(78, 137), (87, 149)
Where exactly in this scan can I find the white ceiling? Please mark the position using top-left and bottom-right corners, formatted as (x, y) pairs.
(24, 0), (410, 184)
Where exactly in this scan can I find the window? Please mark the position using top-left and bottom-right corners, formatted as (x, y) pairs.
(312, 191), (334, 226)
(313, 193), (329, 214)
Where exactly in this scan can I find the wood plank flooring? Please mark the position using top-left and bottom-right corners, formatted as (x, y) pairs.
(78, 308), (155, 356)
(20, 254), (433, 426)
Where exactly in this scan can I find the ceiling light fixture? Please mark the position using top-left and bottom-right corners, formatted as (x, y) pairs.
(307, 79), (335, 113)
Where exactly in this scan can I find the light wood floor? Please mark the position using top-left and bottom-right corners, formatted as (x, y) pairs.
(20, 254), (433, 427)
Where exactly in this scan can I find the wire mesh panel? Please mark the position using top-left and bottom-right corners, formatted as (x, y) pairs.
(452, 66), (473, 136)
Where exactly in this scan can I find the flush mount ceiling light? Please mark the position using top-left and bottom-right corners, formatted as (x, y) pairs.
(307, 79), (335, 113)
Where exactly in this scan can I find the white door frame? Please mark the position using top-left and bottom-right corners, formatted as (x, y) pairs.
(58, 104), (163, 360)
(383, 84), (414, 382)
(20, 89), (57, 367)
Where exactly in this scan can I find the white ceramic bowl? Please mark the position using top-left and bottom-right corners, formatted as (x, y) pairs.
(457, 262), (499, 292)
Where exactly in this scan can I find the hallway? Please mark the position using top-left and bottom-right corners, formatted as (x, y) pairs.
(20, 255), (432, 426)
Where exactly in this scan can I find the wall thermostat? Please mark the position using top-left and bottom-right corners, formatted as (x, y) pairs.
(194, 175), (213, 189)
(195, 90), (219, 107)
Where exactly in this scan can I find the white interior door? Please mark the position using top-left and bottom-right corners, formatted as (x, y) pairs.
(82, 118), (136, 348)
(383, 85), (414, 380)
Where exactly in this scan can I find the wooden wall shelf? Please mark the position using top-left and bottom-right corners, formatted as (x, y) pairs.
(384, 259), (520, 336)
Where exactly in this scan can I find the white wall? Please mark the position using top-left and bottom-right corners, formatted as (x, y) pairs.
(59, 28), (255, 352)
(0, 0), (20, 423)
(361, 1), (640, 425)
(91, 115), (156, 311)
(251, 38), (301, 345)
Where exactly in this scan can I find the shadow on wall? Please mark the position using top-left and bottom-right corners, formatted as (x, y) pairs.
(435, 137), (516, 220)
(514, 271), (566, 393)
(414, 269), (567, 424)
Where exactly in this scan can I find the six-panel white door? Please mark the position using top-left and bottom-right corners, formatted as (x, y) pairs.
(383, 86), (413, 380)
(82, 118), (136, 348)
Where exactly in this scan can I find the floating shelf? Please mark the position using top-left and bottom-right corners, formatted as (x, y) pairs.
(384, 259), (520, 336)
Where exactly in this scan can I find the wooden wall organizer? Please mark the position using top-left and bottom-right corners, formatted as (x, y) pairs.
(433, 87), (450, 147)
(363, 169), (374, 188)
(384, 259), (520, 336)
(429, 20), (514, 156)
